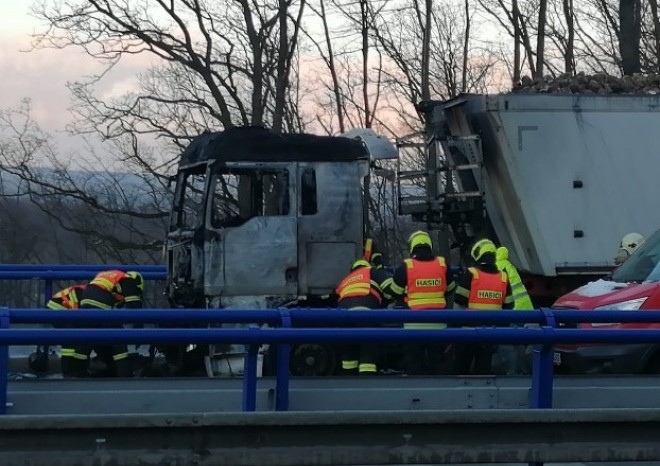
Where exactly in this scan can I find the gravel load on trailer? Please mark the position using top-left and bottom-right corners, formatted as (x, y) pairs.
(512, 72), (660, 94)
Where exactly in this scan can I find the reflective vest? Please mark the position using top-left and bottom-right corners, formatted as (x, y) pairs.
(47, 285), (85, 311)
(405, 258), (448, 309)
(90, 270), (132, 299)
(336, 267), (382, 304)
(404, 257), (448, 329)
(496, 260), (534, 310)
(467, 267), (508, 310)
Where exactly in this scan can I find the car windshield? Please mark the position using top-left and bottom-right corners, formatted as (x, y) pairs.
(611, 229), (660, 283)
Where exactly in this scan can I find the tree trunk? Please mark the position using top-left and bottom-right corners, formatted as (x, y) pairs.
(512, 0), (521, 83)
(421, 0), (432, 101)
(619, 0), (642, 75)
(649, 0), (660, 71)
(536, 0), (548, 78)
(272, 0), (289, 133)
(319, 0), (345, 132)
(562, 0), (575, 74)
(461, 0), (470, 92)
(360, 0), (371, 128)
(239, 0), (265, 127)
(515, 6), (536, 78)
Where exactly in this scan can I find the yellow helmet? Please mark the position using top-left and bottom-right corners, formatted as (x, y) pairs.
(351, 259), (371, 270)
(408, 230), (432, 253)
(127, 271), (145, 291)
(471, 238), (496, 261)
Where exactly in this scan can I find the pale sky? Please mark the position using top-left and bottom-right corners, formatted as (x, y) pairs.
(0, 0), (147, 137)
(1, 1), (73, 128)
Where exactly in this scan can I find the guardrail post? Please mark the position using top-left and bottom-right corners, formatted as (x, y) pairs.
(530, 308), (556, 409)
(241, 327), (259, 412)
(0, 308), (9, 415)
(528, 308), (557, 466)
(275, 309), (291, 411)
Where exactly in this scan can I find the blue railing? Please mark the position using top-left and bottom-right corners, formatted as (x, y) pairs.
(0, 264), (167, 305)
(3, 308), (660, 414)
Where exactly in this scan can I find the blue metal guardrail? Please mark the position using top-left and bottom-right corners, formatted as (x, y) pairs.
(3, 308), (660, 415)
(0, 264), (167, 304)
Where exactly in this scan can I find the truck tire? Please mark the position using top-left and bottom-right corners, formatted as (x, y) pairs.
(291, 344), (337, 376)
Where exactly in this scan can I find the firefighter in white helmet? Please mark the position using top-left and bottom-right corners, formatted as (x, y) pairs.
(614, 233), (645, 266)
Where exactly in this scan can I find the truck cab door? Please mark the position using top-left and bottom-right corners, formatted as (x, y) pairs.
(297, 161), (366, 296)
(205, 164), (298, 298)
(166, 166), (208, 307)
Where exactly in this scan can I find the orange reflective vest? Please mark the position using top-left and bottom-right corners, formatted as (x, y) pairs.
(89, 270), (129, 298)
(467, 267), (508, 310)
(47, 285), (85, 311)
(404, 257), (448, 310)
(336, 267), (382, 303)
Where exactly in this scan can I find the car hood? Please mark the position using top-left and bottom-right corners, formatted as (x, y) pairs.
(554, 279), (658, 309)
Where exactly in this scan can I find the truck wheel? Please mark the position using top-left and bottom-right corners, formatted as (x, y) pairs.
(290, 344), (337, 376)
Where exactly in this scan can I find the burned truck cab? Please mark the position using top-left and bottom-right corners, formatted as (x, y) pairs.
(166, 127), (372, 310)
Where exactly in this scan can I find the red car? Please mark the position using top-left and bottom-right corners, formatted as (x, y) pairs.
(553, 228), (660, 374)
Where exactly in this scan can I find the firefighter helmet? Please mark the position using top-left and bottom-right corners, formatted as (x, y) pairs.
(127, 271), (145, 291)
(351, 259), (371, 270)
(408, 230), (432, 253)
(471, 238), (497, 262)
(614, 232), (645, 265)
(620, 232), (645, 255)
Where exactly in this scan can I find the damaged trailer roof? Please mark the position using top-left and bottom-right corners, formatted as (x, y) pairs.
(178, 127), (370, 166)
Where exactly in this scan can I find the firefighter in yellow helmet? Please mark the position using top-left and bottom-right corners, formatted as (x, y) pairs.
(63, 270), (145, 378)
(29, 284), (88, 374)
(452, 238), (514, 375)
(389, 230), (455, 375)
(335, 259), (391, 374)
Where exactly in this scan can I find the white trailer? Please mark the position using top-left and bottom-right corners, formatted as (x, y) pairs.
(401, 94), (660, 300)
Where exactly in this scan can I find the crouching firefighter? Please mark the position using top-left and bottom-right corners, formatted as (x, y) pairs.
(60, 270), (145, 378)
(29, 285), (87, 374)
(335, 259), (391, 375)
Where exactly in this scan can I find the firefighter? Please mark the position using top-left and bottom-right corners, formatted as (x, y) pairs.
(389, 230), (455, 375)
(495, 246), (533, 310)
(495, 246), (533, 375)
(47, 284), (86, 311)
(335, 259), (389, 375)
(614, 232), (645, 266)
(29, 284), (87, 374)
(452, 238), (514, 375)
(366, 240), (393, 299)
(370, 251), (385, 270)
(61, 270), (145, 378)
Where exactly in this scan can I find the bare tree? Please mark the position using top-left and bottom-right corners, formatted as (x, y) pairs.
(513, 0), (522, 82)
(0, 101), (167, 263)
(650, 0), (660, 70)
(563, 0), (576, 73)
(369, 0), (496, 128)
(462, 0), (472, 91)
(619, 0), (642, 74)
(536, 0), (548, 77)
(306, 0), (346, 132)
(477, 0), (537, 79)
(0, 0), (310, 262)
